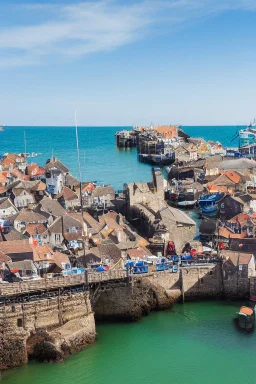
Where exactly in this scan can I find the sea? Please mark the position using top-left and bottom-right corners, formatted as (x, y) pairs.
(1, 125), (251, 384)
(0, 125), (240, 190)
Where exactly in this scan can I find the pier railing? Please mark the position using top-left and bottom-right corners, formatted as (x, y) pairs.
(0, 269), (128, 297)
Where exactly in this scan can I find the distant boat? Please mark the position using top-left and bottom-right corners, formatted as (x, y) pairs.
(0, 126), (4, 132)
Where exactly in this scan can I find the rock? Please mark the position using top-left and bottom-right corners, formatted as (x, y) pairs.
(94, 277), (174, 322)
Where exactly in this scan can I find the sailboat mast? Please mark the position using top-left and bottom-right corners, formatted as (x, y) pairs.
(75, 112), (88, 246)
(24, 131), (27, 163)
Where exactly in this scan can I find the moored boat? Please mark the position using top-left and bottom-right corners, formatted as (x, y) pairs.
(237, 306), (255, 331)
(177, 192), (197, 208)
(198, 192), (225, 208)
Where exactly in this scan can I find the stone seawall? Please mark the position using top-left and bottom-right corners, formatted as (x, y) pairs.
(94, 278), (174, 321)
(0, 266), (250, 371)
(146, 265), (250, 301)
(0, 292), (96, 371)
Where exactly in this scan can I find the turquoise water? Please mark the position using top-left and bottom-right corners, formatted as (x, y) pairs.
(0, 126), (239, 190)
(1, 301), (253, 384)
(0, 126), (246, 383)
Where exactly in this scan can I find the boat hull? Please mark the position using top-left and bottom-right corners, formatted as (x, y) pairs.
(237, 306), (255, 331)
(177, 200), (197, 208)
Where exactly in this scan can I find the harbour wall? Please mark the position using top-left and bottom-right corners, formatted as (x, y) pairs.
(0, 266), (250, 371)
(0, 292), (96, 371)
(146, 264), (250, 301)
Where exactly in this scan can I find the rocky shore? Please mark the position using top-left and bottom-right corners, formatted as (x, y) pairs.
(94, 278), (174, 322)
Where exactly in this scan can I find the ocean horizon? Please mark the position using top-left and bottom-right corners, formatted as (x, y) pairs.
(0, 125), (240, 190)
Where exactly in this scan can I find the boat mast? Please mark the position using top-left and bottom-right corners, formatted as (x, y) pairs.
(75, 112), (87, 256)
(24, 131), (27, 163)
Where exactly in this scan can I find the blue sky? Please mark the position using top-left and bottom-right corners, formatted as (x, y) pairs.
(0, 0), (256, 126)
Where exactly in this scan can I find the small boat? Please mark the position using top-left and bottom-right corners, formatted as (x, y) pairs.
(198, 192), (225, 208)
(177, 192), (197, 208)
(201, 203), (219, 218)
(0, 126), (4, 132)
(237, 306), (255, 331)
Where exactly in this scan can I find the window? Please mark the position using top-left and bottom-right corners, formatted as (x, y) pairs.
(209, 271), (213, 276)
(17, 319), (23, 327)
(55, 234), (61, 242)
(200, 278), (204, 285)
(68, 227), (77, 233)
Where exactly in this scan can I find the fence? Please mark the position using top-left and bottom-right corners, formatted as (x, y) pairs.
(0, 270), (128, 297)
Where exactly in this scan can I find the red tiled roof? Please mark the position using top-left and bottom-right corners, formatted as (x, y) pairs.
(32, 244), (55, 262)
(0, 240), (31, 255)
(224, 171), (241, 184)
(25, 223), (47, 236)
(62, 186), (79, 201)
(219, 227), (247, 239)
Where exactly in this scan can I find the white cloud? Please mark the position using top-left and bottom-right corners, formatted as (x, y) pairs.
(0, 0), (256, 68)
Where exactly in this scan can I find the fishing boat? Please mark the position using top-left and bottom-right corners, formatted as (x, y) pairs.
(236, 306), (255, 331)
(198, 192), (225, 208)
(201, 203), (219, 218)
(177, 192), (197, 208)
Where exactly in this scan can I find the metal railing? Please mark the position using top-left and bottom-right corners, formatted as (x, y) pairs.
(0, 270), (128, 297)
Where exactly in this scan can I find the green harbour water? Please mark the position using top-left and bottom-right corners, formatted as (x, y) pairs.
(2, 301), (253, 384)
(0, 125), (248, 383)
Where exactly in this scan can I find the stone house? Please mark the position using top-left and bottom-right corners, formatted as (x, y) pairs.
(44, 158), (69, 195)
(58, 186), (80, 210)
(0, 240), (33, 261)
(13, 189), (35, 209)
(175, 144), (198, 163)
(91, 185), (116, 207)
(41, 214), (83, 249)
(7, 260), (38, 278)
(37, 196), (66, 220)
(0, 198), (18, 218)
(14, 210), (48, 232)
(221, 251), (255, 297)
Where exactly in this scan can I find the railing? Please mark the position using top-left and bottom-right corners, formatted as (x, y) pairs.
(0, 270), (128, 297)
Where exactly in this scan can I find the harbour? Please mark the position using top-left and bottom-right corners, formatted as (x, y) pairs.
(1, 124), (256, 382)
(1, 301), (254, 384)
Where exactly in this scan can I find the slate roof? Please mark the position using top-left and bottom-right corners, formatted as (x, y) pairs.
(92, 185), (115, 198)
(15, 210), (47, 223)
(160, 206), (196, 226)
(4, 229), (28, 241)
(77, 248), (101, 266)
(0, 198), (15, 210)
(7, 259), (36, 272)
(97, 240), (122, 263)
(65, 174), (80, 188)
(39, 196), (66, 217)
(221, 250), (253, 265)
(44, 158), (69, 173)
(219, 158), (256, 170)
